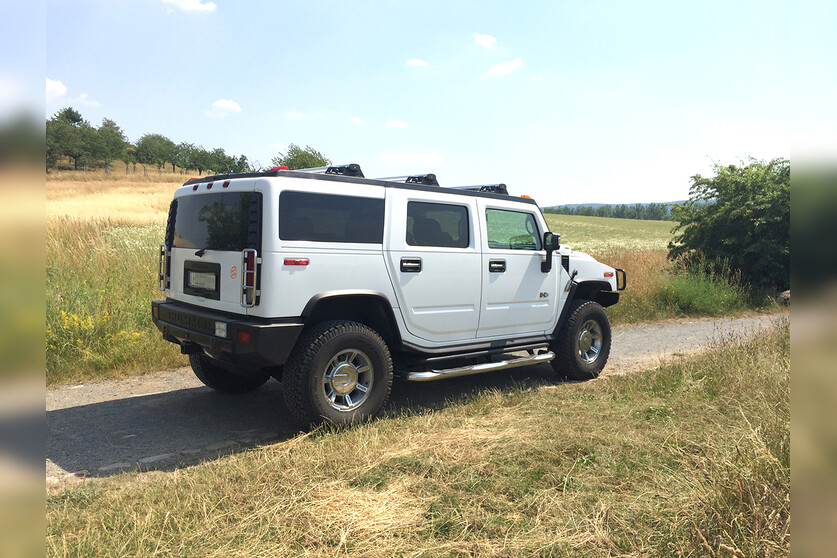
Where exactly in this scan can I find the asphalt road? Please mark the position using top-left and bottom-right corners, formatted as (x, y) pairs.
(46, 312), (787, 483)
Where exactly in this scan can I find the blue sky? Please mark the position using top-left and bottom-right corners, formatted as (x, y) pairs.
(33, 0), (833, 204)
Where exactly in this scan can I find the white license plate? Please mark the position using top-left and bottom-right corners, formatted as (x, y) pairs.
(187, 271), (217, 290)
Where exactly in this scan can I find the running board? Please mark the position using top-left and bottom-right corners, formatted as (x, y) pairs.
(406, 352), (555, 382)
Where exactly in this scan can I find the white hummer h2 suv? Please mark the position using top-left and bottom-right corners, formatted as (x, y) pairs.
(152, 164), (626, 425)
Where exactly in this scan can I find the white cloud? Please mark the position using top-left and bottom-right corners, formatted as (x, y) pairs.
(406, 58), (429, 67)
(485, 58), (523, 77)
(46, 78), (67, 102)
(473, 33), (497, 50)
(205, 98), (241, 118)
(74, 92), (100, 108)
(380, 152), (444, 166)
(350, 116), (366, 126)
(386, 119), (407, 128)
(161, 0), (216, 12)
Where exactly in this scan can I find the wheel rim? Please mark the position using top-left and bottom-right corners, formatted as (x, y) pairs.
(321, 349), (374, 412)
(576, 319), (603, 364)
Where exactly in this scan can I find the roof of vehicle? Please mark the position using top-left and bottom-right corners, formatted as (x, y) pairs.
(182, 164), (540, 206)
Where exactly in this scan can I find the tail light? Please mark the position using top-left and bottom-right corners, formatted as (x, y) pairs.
(158, 244), (170, 290)
(241, 248), (260, 307)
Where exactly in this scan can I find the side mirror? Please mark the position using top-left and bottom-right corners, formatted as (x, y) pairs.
(543, 231), (560, 251)
(541, 232), (560, 272)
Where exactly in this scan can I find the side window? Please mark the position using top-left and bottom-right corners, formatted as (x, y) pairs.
(485, 209), (541, 250)
(406, 202), (469, 248)
(279, 191), (384, 243)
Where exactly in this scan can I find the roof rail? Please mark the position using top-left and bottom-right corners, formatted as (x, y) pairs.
(376, 174), (439, 186)
(296, 163), (364, 177)
(450, 183), (509, 195)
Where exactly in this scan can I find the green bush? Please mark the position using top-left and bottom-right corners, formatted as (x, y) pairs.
(669, 158), (789, 290)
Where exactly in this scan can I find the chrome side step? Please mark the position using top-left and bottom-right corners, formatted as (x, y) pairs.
(406, 352), (555, 382)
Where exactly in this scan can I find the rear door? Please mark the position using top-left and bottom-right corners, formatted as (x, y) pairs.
(384, 190), (482, 343)
(166, 182), (260, 315)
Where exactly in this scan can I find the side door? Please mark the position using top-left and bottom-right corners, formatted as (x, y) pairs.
(476, 202), (560, 338)
(384, 190), (482, 343)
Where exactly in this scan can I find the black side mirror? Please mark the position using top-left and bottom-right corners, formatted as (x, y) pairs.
(541, 232), (560, 272)
(544, 231), (560, 251)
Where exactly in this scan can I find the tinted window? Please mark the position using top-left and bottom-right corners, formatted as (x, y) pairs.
(486, 209), (541, 250)
(407, 202), (469, 248)
(173, 192), (260, 251)
(279, 191), (384, 243)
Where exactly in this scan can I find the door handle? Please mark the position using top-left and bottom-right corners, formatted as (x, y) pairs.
(489, 259), (506, 273)
(400, 258), (422, 273)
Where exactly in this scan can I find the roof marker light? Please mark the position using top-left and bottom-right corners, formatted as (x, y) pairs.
(222, 180), (230, 188)
(206, 182), (213, 189)
(192, 184), (199, 191)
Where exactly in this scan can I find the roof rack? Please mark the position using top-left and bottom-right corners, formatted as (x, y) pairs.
(296, 163), (364, 177)
(376, 174), (439, 186)
(450, 183), (509, 195)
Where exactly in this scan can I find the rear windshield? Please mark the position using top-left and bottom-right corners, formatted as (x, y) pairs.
(172, 192), (260, 250)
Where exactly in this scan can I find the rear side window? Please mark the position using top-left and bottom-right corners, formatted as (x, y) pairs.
(486, 209), (541, 250)
(172, 192), (261, 251)
(407, 202), (470, 248)
(279, 191), (384, 243)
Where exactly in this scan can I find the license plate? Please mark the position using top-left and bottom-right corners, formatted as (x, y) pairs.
(187, 271), (216, 291)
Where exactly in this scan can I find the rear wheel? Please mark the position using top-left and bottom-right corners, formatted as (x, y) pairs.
(189, 353), (271, 394)
(551, 300), (612, 381)
(282, 320), (393, 426)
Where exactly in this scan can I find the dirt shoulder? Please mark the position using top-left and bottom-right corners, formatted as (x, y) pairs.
(46, 312), (788, 484)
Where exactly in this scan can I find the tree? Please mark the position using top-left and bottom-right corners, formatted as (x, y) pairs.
(97, 118), (127, 175)
(135, 133), (175, 174)
(46, 107), (95, 171)
(271, 143), (331, 170)
(668, 158), (790, 290)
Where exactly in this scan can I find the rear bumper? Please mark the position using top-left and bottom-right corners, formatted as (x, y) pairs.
(151, 300), (303, 368)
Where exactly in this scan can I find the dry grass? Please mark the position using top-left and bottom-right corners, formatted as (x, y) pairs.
(47, 322), (789, 557)
(47, 179), (181, 225)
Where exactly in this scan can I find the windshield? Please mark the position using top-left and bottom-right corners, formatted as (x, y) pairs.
(172, 192), (261, 251)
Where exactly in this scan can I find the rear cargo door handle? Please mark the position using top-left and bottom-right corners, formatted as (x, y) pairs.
(489, 259), (506, 273)
(400, 258), (422, 273)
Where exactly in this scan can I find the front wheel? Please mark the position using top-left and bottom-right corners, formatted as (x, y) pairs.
(282, 321), (393, 426)
(551, 300), (612, 381)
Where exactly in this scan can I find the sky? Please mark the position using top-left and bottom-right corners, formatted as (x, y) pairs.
(24, 0), (836, 204)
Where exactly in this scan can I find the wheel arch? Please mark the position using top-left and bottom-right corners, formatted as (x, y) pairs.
(301, 291), (402, 348)
(574, 280), (619, 308)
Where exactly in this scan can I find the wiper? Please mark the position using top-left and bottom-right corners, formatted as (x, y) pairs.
(194, 248), (207, 257)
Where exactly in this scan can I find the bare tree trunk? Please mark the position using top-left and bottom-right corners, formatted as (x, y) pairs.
(143, 166), (148, 177)
(125, 164), (129, 175)
(105, 164), (110, 176)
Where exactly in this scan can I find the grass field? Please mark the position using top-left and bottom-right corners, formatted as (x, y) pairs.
(45, 173), (770, 385)
(46, 320), (790, 557)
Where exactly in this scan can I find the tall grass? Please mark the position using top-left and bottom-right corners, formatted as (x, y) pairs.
(46, 321), (789, 557)
(46, 218), (185, 383)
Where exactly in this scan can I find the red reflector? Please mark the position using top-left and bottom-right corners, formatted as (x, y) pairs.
(192, 184), (199, 191)
(284, 258), (309, 266)
(269, 165), (290, 171)
(222, 180), (230, 188)
(237, 330), (251, 344)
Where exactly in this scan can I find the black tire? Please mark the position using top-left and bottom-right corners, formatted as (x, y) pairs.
(189, 353), (271, 394)
(282, 320), (393, 426)
(551, 299), (612, 381)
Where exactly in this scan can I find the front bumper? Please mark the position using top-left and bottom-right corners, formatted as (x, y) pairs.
(151, 300), (303, 368)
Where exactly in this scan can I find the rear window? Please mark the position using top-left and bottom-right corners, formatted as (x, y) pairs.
(279, 191), (384, 243)
(172, 192), (261, 251)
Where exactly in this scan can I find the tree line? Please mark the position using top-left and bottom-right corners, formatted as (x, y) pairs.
(46, 107), (252, 176)
(543, 202), (674, 221)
